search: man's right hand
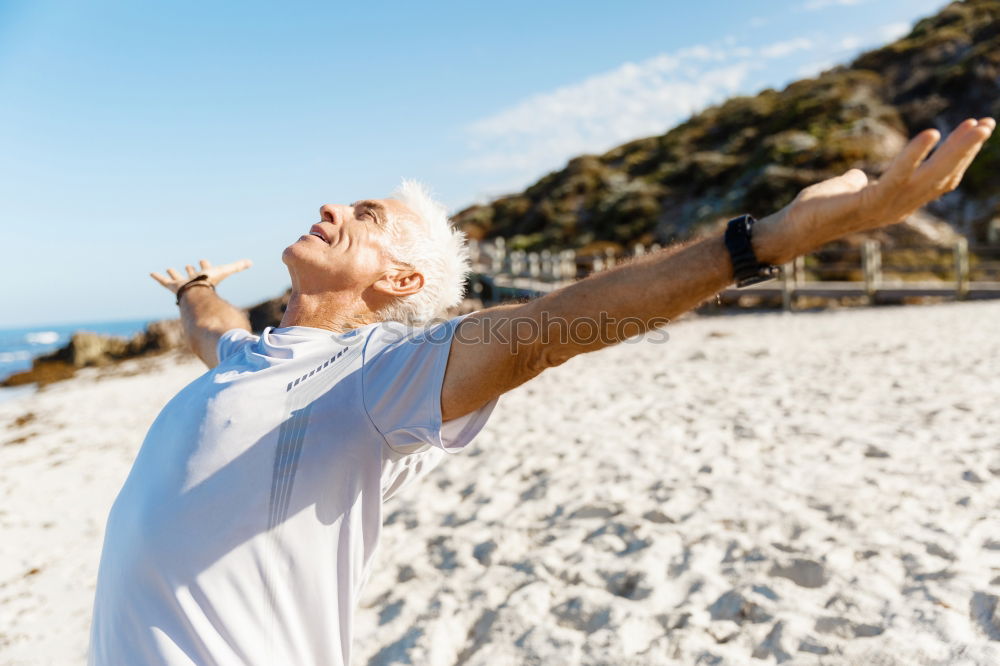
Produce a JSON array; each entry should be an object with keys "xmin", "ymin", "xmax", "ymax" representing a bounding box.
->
[
  {"xmin": 151, "ymin": 258, "xmax": 253, "ymax": 295},
  {"xmin": 150, "ymin": 258, "xmax": 253, "ymax": 369}
]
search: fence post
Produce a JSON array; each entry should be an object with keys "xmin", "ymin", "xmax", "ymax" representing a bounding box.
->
[
  {"xmin": 528, "ymin": 252, "xmax": 541, "ymax": 279},
  {"xmin": 493, "ymin": 237, "xmax": 506, "ymax": 274},
  {"xmin": 954, "ymin": 238, "xmax": 969, "ymax": 300},
  {"xmin": 561, "ymin": 250, "xmax": 577, "ymax": 281},
  {"xmin": 633, "ymin": 243, "xmax": 645, "ymax": 258},
  {"xmin": 794, "ymin": 255, "xmax": 805, "ymax": 286},
  {"xmin": 540, "ymin": 249, "xmax": 553, "ymax": 280},
  {"xmin": 510, "ymin": 250, "xmax": 526, "ymax": 277},
  {"xmin": 468, "ymin": 240, "xmax": 481, "ymax": 271},
  {"xmin": 782, "ymin": 262, "xmax": 794, "ymax": 312},
  {"xmin": 862, "ymin": 239, "xmax": 881, "ymax": 303}
]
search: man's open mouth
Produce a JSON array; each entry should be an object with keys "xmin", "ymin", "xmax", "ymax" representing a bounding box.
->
[{"xmin": 309, "ymin": 224, "xmax": 331, "ymax": 244}]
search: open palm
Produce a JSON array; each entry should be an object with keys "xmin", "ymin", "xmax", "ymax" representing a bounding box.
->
[
  {"xmin": 773, "ymin": 117, "xmax": 995, "ymax": 262},
  {"xmin": 150, "ymin": 259, "xmax": 253, "ymax": 294}
]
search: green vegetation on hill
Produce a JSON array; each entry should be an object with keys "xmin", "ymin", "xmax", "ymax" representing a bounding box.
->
[{"xmin": 454, "ymin": 0, "xmax": 1000, "ymax": 253}]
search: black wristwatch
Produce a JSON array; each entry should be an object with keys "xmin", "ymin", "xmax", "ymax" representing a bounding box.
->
[{"xmin": 724, "ymin": 214, "xmax": 779, "ymax": 287}]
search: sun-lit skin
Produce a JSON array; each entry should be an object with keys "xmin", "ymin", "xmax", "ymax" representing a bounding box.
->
[{"xmin": 279, "ymin": 198, "xmax": 427, "ymax": 331}]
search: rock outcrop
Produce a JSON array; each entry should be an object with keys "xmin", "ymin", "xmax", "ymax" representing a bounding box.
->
[
  {"xmin": 2, "ymin": 320, "xmax": 187, "ymax": 387},
  {"xmin": 247, "ymin": 289, "xmax": 290, "ymax": 332}
]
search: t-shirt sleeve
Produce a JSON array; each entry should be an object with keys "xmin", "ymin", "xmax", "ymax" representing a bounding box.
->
[
  {"xmin": 216, "ymin": 328, "xmax": 258, "ymax": 364},
  {"xmin": 362, "ymin": 315, "xmax": 498, "ymax": 455}
]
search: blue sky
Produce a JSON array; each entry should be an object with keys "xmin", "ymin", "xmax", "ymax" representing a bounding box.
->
[{"xmin": 0, "ymin": 0, "xmax": 947, "ymax": 327}]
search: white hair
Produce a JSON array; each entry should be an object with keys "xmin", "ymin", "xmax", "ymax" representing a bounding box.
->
[{"xmin": 376, "ymin": 179, "xmax": 470, "ymax": 324}]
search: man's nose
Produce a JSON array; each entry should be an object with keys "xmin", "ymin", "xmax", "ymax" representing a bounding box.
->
[{"xmin": 319, "ymin": 204, "xmax": 345, "ymax": 225}]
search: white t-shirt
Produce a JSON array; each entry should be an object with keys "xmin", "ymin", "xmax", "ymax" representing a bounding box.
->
[{"xmin": 88, "ymin": 316, "xmax": 496, "ymax": 666}]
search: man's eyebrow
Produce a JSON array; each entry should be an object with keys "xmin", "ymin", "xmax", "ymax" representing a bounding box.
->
[{"xmin": 351, "ymin": 200, "xmax": 389, "ymax": 226}]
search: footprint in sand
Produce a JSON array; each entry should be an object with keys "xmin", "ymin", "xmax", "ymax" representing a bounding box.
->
[
  {"xmin": 601, "ymin": 570, "xmax": 652, "ymax": 600},
  {"xmin": 768, "ymin": 558, "xmax": 830, "ymax": 589}
]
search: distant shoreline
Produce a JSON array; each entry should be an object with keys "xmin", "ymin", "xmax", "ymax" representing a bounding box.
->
[{"xmin": 0, "ymin": 318, "xmax": 154, "ymax": 385}]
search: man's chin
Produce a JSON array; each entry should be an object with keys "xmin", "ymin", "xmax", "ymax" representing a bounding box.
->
[
  {"xmin": 281, "ymin": 240, "xmax": 307, "ymax": 267},
  {"xmin": 282, "ymin": 239, "xmax": 329, "ymax": 269}
]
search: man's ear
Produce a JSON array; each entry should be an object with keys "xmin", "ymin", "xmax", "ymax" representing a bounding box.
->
[{"xmin": 372, "ymin": 266, "xmax": 424, "ymax": 298}]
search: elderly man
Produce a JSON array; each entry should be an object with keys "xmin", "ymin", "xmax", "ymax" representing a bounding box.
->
[{"xmin": 88, "ymin": 118, "xmax": 994, "ymax": 665}]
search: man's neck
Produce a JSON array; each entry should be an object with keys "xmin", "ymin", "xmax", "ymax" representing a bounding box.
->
[{"xmin": 279, "ymin": 290, "xmax": 375, "ymax": 333}]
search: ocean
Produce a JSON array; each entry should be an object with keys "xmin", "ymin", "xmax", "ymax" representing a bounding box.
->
[{"xmin": 0, "ymin": 318, "xmax": 153, "ymax": 391}]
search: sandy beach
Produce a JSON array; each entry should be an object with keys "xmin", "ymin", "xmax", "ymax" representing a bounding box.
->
[{"xmin": 2, "ymin": 302, "xmax": 999, "ymax": 665}]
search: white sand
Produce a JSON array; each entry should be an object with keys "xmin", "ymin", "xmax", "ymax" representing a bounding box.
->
[{"xmin": 2, "ymin": 302, "xmax": 999, "ymax": 665}]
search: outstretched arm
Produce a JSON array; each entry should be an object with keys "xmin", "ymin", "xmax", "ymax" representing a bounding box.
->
[
  {"xmin": 441, "ymin": 117, "xmax": 996, "ymax": 421},
  {"xmin": 151, "ymin": 259, "xmax": 253, "ymax": 368}
]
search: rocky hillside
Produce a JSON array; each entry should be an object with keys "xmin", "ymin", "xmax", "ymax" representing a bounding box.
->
[{"xmin": 453, "ymin": 0, "xmax": 1000, "ymax": 253}]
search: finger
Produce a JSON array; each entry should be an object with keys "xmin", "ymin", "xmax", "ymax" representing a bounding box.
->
[
  {"xmin": 879, "ymin": 128, "xmax": 940, "ymax": 189},
  {"xmin": 166, "ymin": 268, "xmax": 182, "ymax": 281},
  {"xmin": 199, "ymin": 259, "xmax": 211, "ymax": 271},
  {"xmin": 954, "ymin": 121, "xmax": 994, "ymax": 169},
  {"xmin": 185, "ymin": 264, "xmax": 198, "ymax": 277},
  {"xmin": 840, "ymin": 168, "xmax": 868, "ymax": 191},
  {"xmin": 805, "ymin": 168, "xmax": 868, "ymax": 198},
  {"xmin": 920, "ymin": 120, "xmax": 993, "ymax": 192},
  {"xmin": 150, "ymin": 272, "xmax": 169, "ymax": 287},
  {"xmin": 942, "ymin": 125, "xmax": 994, "ymax": 191},
  {"xmin": 216, "ymin": 259, "xmax": 253, "ymax": 279},
  {"xmin": 917, "ymin": 119, "xmax": 991, "ymax": 181}
]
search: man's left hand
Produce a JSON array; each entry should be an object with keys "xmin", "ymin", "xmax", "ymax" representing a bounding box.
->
[{"xmin": 760, "ymin": 117, "xmax": 995, "ymax": 264}]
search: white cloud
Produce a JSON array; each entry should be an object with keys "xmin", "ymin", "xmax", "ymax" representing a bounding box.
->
[
  {"xmin": 758, "ymin": 37, "xmax": 814, "ymax": 59},
  {"xmin": 461, "ymin": 48, "xmax": 754, "ymax": 180},
  {"xmin": 797, "ymin": 60, "xmax": 836, "ymax": 78},
  {"xmin": 458, "ymin": 19, "xmax": 897, "ymax": 194},
  {"xmin": 880, "ymin": 22, "xmax": 911, "ymax": 41}
]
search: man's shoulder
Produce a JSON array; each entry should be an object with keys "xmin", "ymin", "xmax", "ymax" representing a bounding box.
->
[{"xmin": 361, "ymin": 316, "xmax": 466, "ymax": 355}]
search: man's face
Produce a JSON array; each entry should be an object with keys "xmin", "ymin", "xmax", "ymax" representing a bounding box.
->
[{"xmin": 282, "ymin": 198, "xmax": 421, "ymax": 296}]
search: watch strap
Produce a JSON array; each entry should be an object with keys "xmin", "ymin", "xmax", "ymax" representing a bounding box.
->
[{"xmin": 724, "ymin": 214, "xmax": 779, "ymax": 288}]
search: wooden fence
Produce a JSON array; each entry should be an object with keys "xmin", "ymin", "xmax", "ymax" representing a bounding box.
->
[{"xmin": 467, "ymin": 238, "xmax": 1000, "ymax": 309}]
